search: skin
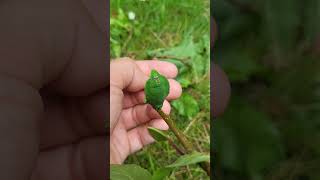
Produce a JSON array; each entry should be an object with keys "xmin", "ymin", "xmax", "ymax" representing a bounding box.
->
[
  {"xmin": 212, "ymin": 17, "xmax": 231, "ymax": 117},
  {"xmin": 110, "ymin": 53, "xmax": 230, "ymax": 165},
  {"xmin": 211, "ymin": 17, "xmax": 218, "ymax": 46},
  {"xmin": 0, "ymin": 40, "xmax": 108, "ymax": 180},
  {"xmin": 110, "ymin": 59, "xmax": 181, "ymax": 164},
  {"xmin": 0, "ymin": 1, "xmax": 229, "ymax": 177},
  {"xmin": 0, "ymin": 0, "xmax": 107, "ymax": 179}
]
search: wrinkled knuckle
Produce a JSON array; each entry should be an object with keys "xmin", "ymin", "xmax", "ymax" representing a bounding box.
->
[
  {"xmin": 111, "ymin": 57, "xmax": 136, "ymax": 68},
  {"xmin": 110, "ymin": 86, "xmax": 124, "ymax": 99},
  {"xmin": 118, "ymin": 57, "xmax": 135, "ymax": 63}
]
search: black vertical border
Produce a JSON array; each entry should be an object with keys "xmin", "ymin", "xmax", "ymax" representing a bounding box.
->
[{"xmin": 106, "ymin": 0, "xmax": 110, "ymax": 179}]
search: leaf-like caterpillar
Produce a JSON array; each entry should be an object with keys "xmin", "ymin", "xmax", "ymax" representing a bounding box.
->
[{"xmin": 145, "ymin": 69, "xmax": 170, "ymax": 110}]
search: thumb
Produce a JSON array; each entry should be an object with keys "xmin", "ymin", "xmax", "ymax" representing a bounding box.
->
[
  {"xmin": 110, "ymin": 58, "xmax": 149, "ymax": 91},
  {"xmin": 0, "ymin": 76, "xmax": 42, "ymax": 180},
  {"xmin": 110, "ymin": 58, "xmax": 148, "ymax": 131}
]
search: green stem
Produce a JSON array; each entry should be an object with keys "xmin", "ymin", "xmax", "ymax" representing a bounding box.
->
[
  {"xmin": 167, "ymin": 138, "xmax": 185, "ymax": 155},
  {"xmin": 156, "ymin": 109, "xmax": 211, "ymax": 176},
  {"xmin": 157, "ymin": 109, "xmax": 193, "ymax": 153}
]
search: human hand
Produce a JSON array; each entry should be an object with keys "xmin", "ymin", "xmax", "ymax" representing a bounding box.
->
[
  {"xmin": 0, "ymin": 53, "xmax": 108, "ymax": 180},
  {"xmin": 0, "ymin": 1, "xmax": 108, "ymax": 176},
  {"xmin": 110, "ymin": 58, "xmax": 182, "ymax": 164},
  {"xmin": 211, "ymin": 17, "xmax": 231, "ymax": 117}
]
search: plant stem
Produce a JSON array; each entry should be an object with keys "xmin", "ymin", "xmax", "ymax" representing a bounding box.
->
[
  {"xmin": 157, "ymin": 109, "xmax": 193, "ymax": 152},
  {"xmin": 167, "ymin": 139, "xmax": 185, "ymax": 156},
  {"xmin": 199, "ymin": 162, "xmax": 211, "ymax": 177},
  {"xmin": 156, "ymin": 109, "xmax": 211, "ymax": 176},
  {"xmin": 156, "ymin": 55, "xmax": 190, "ymax": 61}
]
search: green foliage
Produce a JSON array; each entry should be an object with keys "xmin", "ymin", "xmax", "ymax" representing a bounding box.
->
[
  {"xmin": 110, "ymin": 8, "xmax": 139, "ymax": 58},
  {"xmin": 110, "ymin": 164, "xmax": 152, "ymax": 180},
  {"xmin": 111, "ymin": 0, "xmax": 209, "ymax": 59},
  {"xmin": 148, "ymin": 34, "xmax": 210, "ymax": 121},
  {"xmin": 214, "ymin": 0, "xmax": 320, "ymax": 179},
  {"xmin": 213, "ymin": 99, "xmax": 284, "ymax": 179},
  {"xmin": 172, "ymin": 93, "xmax": 200, "ymax": 120},
  {"xmin": 148, "ymin": 127, "xmax": 169, "ymax": 142},
  {"xmin": 166, "ymin": 152, "xmax": 210, "ymax": 168},
  {"xmin": 152, "ymin": 168, "xmax": 172, "ymax": 180},
  {"xmin": 148, "ymin": 34, "xmax": 210, "ymax": 86}
]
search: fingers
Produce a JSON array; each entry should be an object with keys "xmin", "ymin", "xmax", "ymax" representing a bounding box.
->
[
  {"xmin": 110, "ymin": 58, "xmax": 179, "ymax": 131},
  {"xmin": 43, "ymin": 1, "xmax": 107, "ymax": 96},
  {"xmin": 148, "ymin": 118, "xmax": 169, "ymax": 130},
  {"xmin": 122, "ymin": 79, "xmax": 182, "ymax": 108},
  {"xmin": 135, "ymin": 60, "xmax": 178, "ymax": 78},
  {"xmin": 212, "ymin": 65, "xmax": 231, "ymax": 117},
  {"xmin": 39, "ymin": 90, "xmax": 107, "ymax": 150},
  {"xmin": 32, "ymin": 136, "xmax": 107, "ymax": 180},
  {"xmin": 120, "ymin": 101, "xmax": 171, "ymax": 130},
  {"xmin": 127, "ymin": 119, "xmax": 169, "ymax": 154},
  {"xmin": 77, "ymin": 89, "xmax": 108, "ymax": 134},
  {"xmin": 81, "ymin": 0, "xmax": 107, "ymax": 32},
  {"xmin": 110, "ymin": 58, "xmax": 179, "ymax": 92},
  {"xmin": 211, "ymin": 17, "xmax": 230, "ymax": 117},
  {"xmin": 0, "ymin": 76, "xmax": 42, "ymax": 180},
  {"xmin": 211, "ymin": 17, "xmax": 217, "ymax": 46},
  {"xmin": 111, "ymin": 59, "xmax": 149, "ymax": 92}
]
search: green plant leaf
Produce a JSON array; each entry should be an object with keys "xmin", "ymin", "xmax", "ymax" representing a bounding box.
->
[
  {"xmin": 147, "ymin": 127, "xmax": 169, "ymax": 142},
  {"xmin": 216, "ymin": 45, "xmax": 262, "ymax": 82},
  {"xmin": 263, "ymin": 0, "xmax": 300, "ymax": 52},
  {"xmin": 155, "ymin": 35, "xmax": 197, "ymax": 59},
  {"xmin": 161, "ymin": 59, "xmax": 192, "ymax": 88},
  {"xmin": 213, "ymin": 98, "xmax": 284, "ymax": 176},
  {"xmin": 166, "ymin": 152, "xmax": 210, "ymax": 168},
  {"xmin": 190, "ymin": 35, "xmax": 210, "ymax": 81},
  {"xmin": 176, "ymin": 76, "xmax": 192, "ymax": 88},
  {"xmin": 161, "ymin": 59, "xmax": 188, "ymax": 75},
  {"xmin": 152, "ymin": 168, "xmax": 172, "ymax": 180},
  {"xmin": 148, "ymin": 35, "xmax": 210, "ymax": 82},
  {"xmin": 303, "ymin": 0, "xmax": 320, "ymax": 43},
  {"xmin": 110, "ymin": 164, "xmax": 152, "ymax": 180},
  {"xmin": 172, "ymin": 93, "xmax": 199, "ymax": 120}
]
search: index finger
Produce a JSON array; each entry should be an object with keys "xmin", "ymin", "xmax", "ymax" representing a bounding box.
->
[
  {"xmin": 135, "ymin": 60, "xmax": 178, "ymax": 78},
  {"xmin": 211, "ymin": 17, "xmax": 217, "ymax": 46},
  {"xmin": 110, "ymin": 58, "xmax": 178, "ymax": 92}
]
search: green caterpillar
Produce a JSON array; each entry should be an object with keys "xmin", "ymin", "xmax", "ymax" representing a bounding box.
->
[{"xmin": 145, "ymin": 69, "xmax": 170, "ymax": 110}]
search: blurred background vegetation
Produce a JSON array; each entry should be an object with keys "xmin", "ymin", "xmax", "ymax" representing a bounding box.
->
[
  {"xmin": 111, "ymin": 0, "xmax": 210, "ymax": 179},
  {"xmin": 213, "ymin": 0, "xmax": 320, "ymax": 179}
]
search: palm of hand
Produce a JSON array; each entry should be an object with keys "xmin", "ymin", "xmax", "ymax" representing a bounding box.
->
[{"xmin": 110, "ymin": 59, "xmax": 182, "ymax": 164}]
